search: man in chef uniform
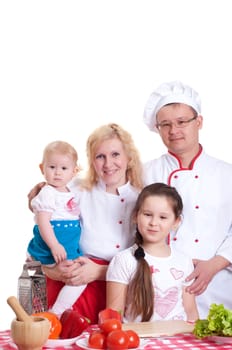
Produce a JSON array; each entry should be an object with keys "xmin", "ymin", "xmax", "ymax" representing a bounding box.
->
[{"xmin": 143, "ymin": 80, "xmax": 232, "ymax": 319}]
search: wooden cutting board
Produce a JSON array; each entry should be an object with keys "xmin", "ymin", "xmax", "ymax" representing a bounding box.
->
[{"xmin": 122, "ymin": 320, "xmax": 194, "ymax": 337}]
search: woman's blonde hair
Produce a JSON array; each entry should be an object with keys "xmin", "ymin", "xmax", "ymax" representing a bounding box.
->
[{"xmin": 82, "ymin": 123, "xmax": 143, "ymax": 190}]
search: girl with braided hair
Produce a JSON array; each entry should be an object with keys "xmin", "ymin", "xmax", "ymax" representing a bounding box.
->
[{"xmin": 106, "ymin": 183, "xmax": 199, "ymax": 322}]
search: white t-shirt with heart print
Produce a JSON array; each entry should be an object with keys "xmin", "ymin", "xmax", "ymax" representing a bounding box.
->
[{"xmin": 106, "ymin": 244, "xmax": 193, "ymax": 322}]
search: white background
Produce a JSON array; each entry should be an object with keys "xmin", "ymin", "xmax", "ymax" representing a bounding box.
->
[{"xmin": 0, "ymin": 1, "xmax": 231, "ymax": 330}]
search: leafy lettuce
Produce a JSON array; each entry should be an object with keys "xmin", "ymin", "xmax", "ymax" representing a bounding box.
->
[{"xmin": 194, "ymin": 303, "xmax": 232, "ymax": 338}]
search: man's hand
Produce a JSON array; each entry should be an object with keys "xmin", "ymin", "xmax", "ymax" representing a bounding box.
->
[{"xmin": 185, "ymin": 256, "xmax": 230, "ymax": 295}]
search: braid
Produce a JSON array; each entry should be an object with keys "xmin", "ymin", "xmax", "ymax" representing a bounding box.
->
[{"xmin": 127, "ymin": 239, "xmax": 154, "ymax": 321}]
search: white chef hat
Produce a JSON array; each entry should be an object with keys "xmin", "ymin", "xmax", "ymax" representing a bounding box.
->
[{"xmin": 143, "ymin": 80, "xmax": 202, "ymax": 132}]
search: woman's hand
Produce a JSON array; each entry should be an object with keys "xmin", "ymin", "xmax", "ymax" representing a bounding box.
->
[
  {"xmin": 65, "ymin": 257, "xmax": 108, "ymax": 285},
  {"xmin": 27, "ymin": 182, "xmax": 46, "ymax": 211},
  {"xmin": 43, "ymin": 257, "xmax": 108, "ymax": 285},
  {"xmin": 43, "ymin": 260, "xmax": 75, "ymax": 283}
]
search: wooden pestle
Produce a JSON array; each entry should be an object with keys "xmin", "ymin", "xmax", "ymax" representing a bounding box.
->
[{"xmin": 7, "ymin": 296, "xmax": 32, "ymax": 323}]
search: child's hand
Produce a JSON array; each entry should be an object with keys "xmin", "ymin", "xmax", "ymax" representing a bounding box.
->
[{"xmin": 51, "ymin": 243, "xmax": 67, "ymax": 263}]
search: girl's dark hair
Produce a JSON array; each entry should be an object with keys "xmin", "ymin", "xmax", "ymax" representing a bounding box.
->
[{"xmin": 127, "ymin": 182, "xmax": 183, "ymax": 321}]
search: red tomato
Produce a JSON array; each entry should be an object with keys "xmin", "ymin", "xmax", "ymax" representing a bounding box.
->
[
  {"xmin": 98, "ymin": 308, "xmax": 122, "ymax": 324},
  {"xmin": 106, "ymin": 330, "xmax": 129, "ymax": 350},
  {"xmin": 99, "ymin": 319, "xmax": 122, "ymax": 335},
  {"xmin": 124, "ymin": 330, "xmax": 140, "ymax": 348},
  {"xmin": 88, "ymin": 330, "xmax": 106, "ymax": 349}
]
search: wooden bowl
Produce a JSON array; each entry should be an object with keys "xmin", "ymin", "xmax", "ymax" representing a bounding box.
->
[{"xmin": 11, "ymin": 316, "xmax": 50, "ymax": 350}]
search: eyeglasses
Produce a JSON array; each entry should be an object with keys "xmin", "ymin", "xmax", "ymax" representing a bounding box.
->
[{"xmin": 156, "ymin": 115, "xmax": 197, "ymax": 131}]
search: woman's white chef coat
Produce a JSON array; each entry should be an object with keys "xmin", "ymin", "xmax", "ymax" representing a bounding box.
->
[
  {"xmin": 70, "ymin": 179, "xmax": 139, "ymax": 261},
  {"xmin": 143, "ymin": 147, "xmax": 232, "ymax": 319}
]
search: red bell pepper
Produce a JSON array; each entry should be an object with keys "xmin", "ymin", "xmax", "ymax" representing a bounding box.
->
[
  {"xmin": 98, "ymin": 308, "xmax": 122, "ymax": 324},
  {"xmin": 59, "ymin": 309, "xmax": 90, "ymax": 339}
]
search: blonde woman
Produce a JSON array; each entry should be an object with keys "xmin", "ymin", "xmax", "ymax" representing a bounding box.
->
[{"xmin": 28, "ymin": 123, "xmax": 144, "ymax": 323}]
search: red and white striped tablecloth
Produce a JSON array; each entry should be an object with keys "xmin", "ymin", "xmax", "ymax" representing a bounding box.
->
[{"xmin": 1, "ymin": 330, "xmax": 232, "ymax": 349}]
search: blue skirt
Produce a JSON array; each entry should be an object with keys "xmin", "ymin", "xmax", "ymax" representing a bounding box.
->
[{"xmin": 27, "ymin": 220, "xmax": 82, "ymax": 265}]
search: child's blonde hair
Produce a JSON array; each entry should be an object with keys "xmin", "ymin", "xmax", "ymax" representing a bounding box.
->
[{"xmin": 42, "ymin": 140, "xmax": 79, "ymax": 170}]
